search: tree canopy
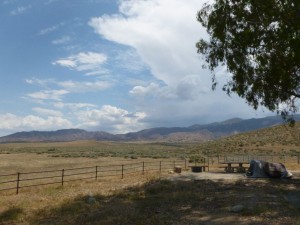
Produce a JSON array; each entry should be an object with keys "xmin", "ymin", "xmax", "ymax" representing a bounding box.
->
[{"xmin": 196, "ymin": 0, "xmax": 300, "ymax": 122}]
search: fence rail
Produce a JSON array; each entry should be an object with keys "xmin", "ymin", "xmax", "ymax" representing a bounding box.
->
[
  {"xmin": 0, "ymin": 160, "xmax": 187, "ymax": 194},
  {"xmin": 1, "ymin": 154, "xmax": 299, "ymax": 194},
  {"xmin": 207, "ymin": 154, "xmax": 300, "ymax": 165}
]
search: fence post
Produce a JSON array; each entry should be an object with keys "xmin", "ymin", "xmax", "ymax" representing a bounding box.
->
[
  {"xmin": 61, "ymin": 169, "xmax": 64, "ymax": 186},
  {"xmin": 122, "ymin": 165, "xmax": 124, "ymax": 179},
  {"xmin": 95, "ymin": 166, "xmax": 98, "ymax": 180},
  {"xmin": 207, "ymin": 156, "xmax": 210, "ymax": 171},
  {"xmin": 142, "ymin": 162, "xmax": 144, "ymax": 175},
  {"xmin": 159, "ymin": 161, "xmax": 162, "ymax": 173},
  {"xmin": 16, "ymin": 172, "xmax": 20, "ymax": 194}
]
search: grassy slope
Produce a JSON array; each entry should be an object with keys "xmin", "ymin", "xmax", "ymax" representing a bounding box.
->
[{"xmin": 188, "ymin": 122, "xmax": 300, "ymax": 157}]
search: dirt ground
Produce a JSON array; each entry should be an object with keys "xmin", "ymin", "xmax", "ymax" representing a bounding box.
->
[
  {"xmin": 167, "ymin": 170, "xmax": 300, "ymax": 181},
  {"xmin": 164, "ymin": 170, "xmax": 300, "ymax": 225}
]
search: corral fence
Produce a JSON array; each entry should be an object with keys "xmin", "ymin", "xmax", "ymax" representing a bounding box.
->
[{"xmin": 0, "ymin": 159, "xmax": 187, "ymax": 194}]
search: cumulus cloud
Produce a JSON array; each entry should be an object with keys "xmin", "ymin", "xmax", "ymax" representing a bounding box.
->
[
  {"xmin": 0, "ymin": 113, "xmax": 72, "ymax": 134},
  {"xmin": 53, "ymin": 52, "xmax": 108, "ymax": 75},
  {"xmin": 0, "ymin": 1, "xmax": 272, "ymax": 137},
  {"xmin": 87, "ymin": 0, "xmax": 269, "ymax": 127},
  {"xmin": 76, "ymin": 105, "xmax": 147, "ymax": 133},
  {"xmin": 129, "ymin": 82, "xmax": 161, "ymax": 97},
  {"xmin": 89, "ymin": 0, "xmax": 207, "ymax": 87},
  {"xmin": 130, "ymin": 75, "xmax": 210, "ymax": 100}
]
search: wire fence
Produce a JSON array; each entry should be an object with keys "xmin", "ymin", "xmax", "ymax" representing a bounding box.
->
[{"xmin": 0, "ymin": 159, "xmax": 187, "ymax": 194}]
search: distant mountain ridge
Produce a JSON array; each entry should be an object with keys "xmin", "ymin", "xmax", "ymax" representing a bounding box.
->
[{"xmin": 1, "ymin": 115, "xmax": 299, "ymax": 143}]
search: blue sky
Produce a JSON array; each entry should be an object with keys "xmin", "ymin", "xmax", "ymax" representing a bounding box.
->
[{"xmin": 0, "ymin": 0, "xmax": 273, "ymax": 137}]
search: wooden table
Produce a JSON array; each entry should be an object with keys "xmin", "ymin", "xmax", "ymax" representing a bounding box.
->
[{"xmin": 219, "ymin": 162, "xmax": 249, "ymax": 173}]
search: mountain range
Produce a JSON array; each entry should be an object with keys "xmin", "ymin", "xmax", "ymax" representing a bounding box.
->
[{"xmin": 0, "ymin": 115, "xmax": 299, "ymax": 143}]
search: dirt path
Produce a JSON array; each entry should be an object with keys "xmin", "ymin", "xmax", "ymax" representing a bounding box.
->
[
  {"xmin": 167, "ymin": 171, "xmax": 248, "ymax": 181},
  {"xmin": 167, "ymin": 170, "xmax": 300, "ymax": 182}
]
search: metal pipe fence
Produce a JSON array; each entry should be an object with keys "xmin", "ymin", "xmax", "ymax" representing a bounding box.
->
[
  {"xmin": 206, "ymin": 154, "xmax": 300, "ymax": 165},
  {"xmin": 0, "ymin": 159, "xmax": 187, "ymax": 194}
]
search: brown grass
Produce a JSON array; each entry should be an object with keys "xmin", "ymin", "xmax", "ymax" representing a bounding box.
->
[
  {"xmin": 1, "ymin": 171, "xmax": 300, "ymax": 225},
  {"xmin": 190, "ymin": 122, "xmax": 300, "ymax": 156},
  {"xmin": 1, "ymin": 122, "xmax": 300, "ymax": 224}
]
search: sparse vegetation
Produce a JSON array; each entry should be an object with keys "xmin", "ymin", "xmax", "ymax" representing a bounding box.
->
[
  {"xmin": 1, "ymin": 123, "xmax": 300, "ymax": 224},
  {"xmin": 1, "ymin": 175, "xmax": 299, "ymax": 225},
  {"xmin": 0, "ymin": 141, "xmax": 192, "ymax": 159},
  {"xmin": 188, "ymin": 122, "xmax": 300, "ymax": 156}
]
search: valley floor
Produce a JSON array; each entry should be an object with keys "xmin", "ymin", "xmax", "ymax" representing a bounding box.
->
[{"xmin": 1, "ymin": 170, "xmax": 300, "ymax": 225}]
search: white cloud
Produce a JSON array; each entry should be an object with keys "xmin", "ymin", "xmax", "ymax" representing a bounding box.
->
[
  {"xmin": 0, "ymin": 114, "xmax": 20, "ymax": 130},
  {"xmin": 25, "ymin": 78, "xmax": 55, "ymax": 87},
  {"xmin": 32, "ymin": 107, "xmax": 63, "ymax": 117},
  {"xmin": 0, "ymin": 1, "xmax": 274, "ymax": 137},
  {"xmin": 26, "ymin": 89, "xmax": 69, "ymax": 101},
  {"xmin": 115, "ymin": 49, "xmax": 148, "ymax": 73},
  {"xmin": 87, "ymin": 0, "xmax": 270, "ymax": 127},
  {"xmin": 58, "ymin": 80, "xmax": 112, "ymax": 92},
  {"xmin": 38, "ymin": 22, "xmax": 65, "ymax": 36},
  {"xmin": 129, "ymin": 82, "xmax": 161, "ymax": 97},
  {"xmin": 53, "ymin": 102, "xmax": 97, "ymax": 110},
  {"xmin": 52, "ymin": 36, "xmax": 71, "ymax": 45},
  {"xmin": 10, "ymin": 5, "xmax": 31, "ymax": 15},
  {"xmin": 175, "ymin": 75, "xmax": 210, "ymax": 100},
  {"xmin": 89, "ymin": 0, "xmax": 207, "ymax": 87},
  {"xmin": 53, "ymin": 52, "xmax": 107, "ymax": 75},
  {"xmin": 25, "ymin": 78, "xmax": 112, "ymax": 94},
  {"xmin": 76, "ymin": 105, "xmax": 147, "ymax": 133},
  {"xmin": 22, "ymin": 116, "xmax": 72, "ymax": 130},
  {"xmin": 130, "ymin": 75, "xmax": 210, "ymax": 100},
  {"xmin": 0, "ymin": 113, "xmax": 72, "ymax": 134}
]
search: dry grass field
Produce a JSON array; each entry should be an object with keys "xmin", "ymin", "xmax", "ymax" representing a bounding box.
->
[
  {"xmin": 0, "ymin": 152, "xmax": 299, "ymax": 225},
  {"xmin": 1, "ymin": 168, "xmax": 300, "ymax": 225},
  {"xmin": 1, "ymin": 123, "xmax": 300, "ymax": 224}
]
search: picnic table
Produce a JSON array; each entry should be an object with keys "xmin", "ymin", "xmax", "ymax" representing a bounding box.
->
[
  {"xmin": 219, "ymin": 162, "xmax": 249, "ymax": 173},
  {"xmin": 189, "ymin": 165, "xmax": 209, "ymax": 172}
]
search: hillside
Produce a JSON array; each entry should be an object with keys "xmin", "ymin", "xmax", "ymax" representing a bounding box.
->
[
  {"xmin": 0, "ymin": 115, "xmax": 299, "ymax": 143},
  {"xmin": 189, "ymin": 121, "xmax": 300, "ymax": 156}
]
